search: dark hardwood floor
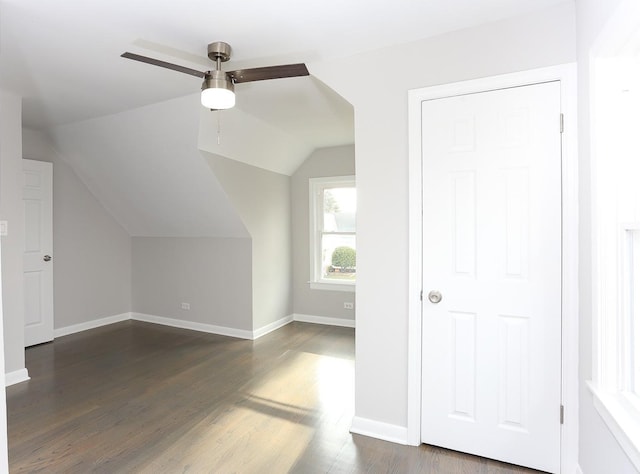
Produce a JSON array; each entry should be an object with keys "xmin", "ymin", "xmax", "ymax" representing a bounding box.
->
[{"xmin": 7, "ymin": 321, "xmax": 543, "ymax": 473}]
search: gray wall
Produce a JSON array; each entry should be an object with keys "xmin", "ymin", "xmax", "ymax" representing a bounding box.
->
[
  {"xmin": 576, "ymin": 0, "xmax": 638, "ymax": 472},
  {"xmin": 205, "ymin": 152, "xmax": 292, "ymax": 330},
  {"xmin": 0, "ymin": 90, "xmax": 9, "ymax": 474},
  {"xmin": 132, "ymin": 237, "xmax": 252, "ymax": 331},
  {"xmin": 22, "ymin": 129, "xmax": 132, "ymax": 329},
  {"xmin": 291, "ymin": 145, "xmax": 356, "ymax": 320},
  {"xmin": 0, "ymin": 90, "xmax": 25, "ymax": 374}
]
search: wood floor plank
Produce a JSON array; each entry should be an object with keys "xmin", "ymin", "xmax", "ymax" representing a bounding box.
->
[{"xmin": 7, "ymin": 321, "xmax": 545, "ymax": 473}]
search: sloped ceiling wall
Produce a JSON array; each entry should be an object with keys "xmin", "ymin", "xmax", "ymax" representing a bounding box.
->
[
  {"xmin": 198, "ymin": 101, "xmax": 310, "ymax": 176},
  {"xmin": 49, "ymin": 93, "xmax": 250, "ymax": 238},
  {"xmin": 48, "ymin": 84, "xmax": 351, "ymax": 237}
]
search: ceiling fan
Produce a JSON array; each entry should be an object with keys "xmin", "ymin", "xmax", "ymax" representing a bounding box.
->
[{"xmin": 121, "ymin": 41, "xmax": 309, "ymax": 110}]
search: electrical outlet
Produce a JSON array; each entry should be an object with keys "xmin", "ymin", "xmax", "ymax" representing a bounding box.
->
[
  {"xmin": 344, "ymin": 302, "xmax": 354, "ymax": 310},
  {"xmin": 181, "ymin": 302, "xmax": 191, "ymax": 310},
  {"xmin": 0, "ymin": 221, "xmax": 7, "ymax": 237}
]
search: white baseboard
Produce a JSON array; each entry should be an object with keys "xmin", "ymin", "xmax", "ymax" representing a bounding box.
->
[
  {"xmin": 5, "ymin": 368, "xmax": 30, "ymax": 387},
  {"xmin": 54, "ymin": 312, "xmax": 131, "ymax": 338},
  {"xmin": 350, "ymin": 416, "xmax": 408, "ymax": 445},
  {"xmin": 253, "ymin": 315, "xmax": 293, "ymax": 339},
  {"xmin": 293, "ymin": 313, "xmax": 355, "ymax": 328},
  {"xmin": 131, "ymin": 313, "xmax": 254, "ymax": 340},
  {"xmin": 52, "ymin": 311, "xmax": 295, "ymax": 342},
  {"xmin": 52, "ymin": 311, "xmax": 351, "ymax": 343}
]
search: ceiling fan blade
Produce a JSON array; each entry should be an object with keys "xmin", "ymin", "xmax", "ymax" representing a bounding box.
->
[
  {"xmin": 121, "ymin": 52, "xmax": 205, "ymax": 79},
  {"xmin": 227, "ymin": 63, "xmax": 309, "ymax": 84}
]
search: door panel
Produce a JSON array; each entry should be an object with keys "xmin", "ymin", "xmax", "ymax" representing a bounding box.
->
[
  {"xmin": 23, "ymin": 159, "xmax": 53, "ymax": 347},
  {"xmin": 421, "ymin": 82, "xmax": 561, "ymax": 473}
]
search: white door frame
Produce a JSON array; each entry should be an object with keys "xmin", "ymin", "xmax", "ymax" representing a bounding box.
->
[{"xmin": 407, "ymin": 63, "xmax": 578, "ymax": 473}]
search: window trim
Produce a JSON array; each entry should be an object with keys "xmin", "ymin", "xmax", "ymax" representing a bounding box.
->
[
  {"xmin": 308, "ymin": 176, "xmax": 356, "ymax": 292},
  {"xmin": 588, "ymin": 382, "xmax": 640, "ymax": 469},
  {"xmin": 588, "ymin": 8, "xmax": 640, "ymax": 467},
  {"xmin": 590, "ymin": 218, "xmax": 640, "ymax": 470}
]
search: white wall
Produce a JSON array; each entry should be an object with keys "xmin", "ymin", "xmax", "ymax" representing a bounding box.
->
[
  {"xmin": 0, "ymin": 93, "xmax": 14, "ymax": 471},
  {"xmin": 311, "ymin": 2, "xmax": 576, "ymax": 431},
  {"xmin": 291, "ymin": 145, "xmax": 355, "ymax": 320},
  {"xmin": 0, "ymin": 90, "xmax": 25, "ymax": 375},
  {"xmin": 22, "ymin": 129, "xmax": 132, "ymax": 329},
  {"xmin": 576, "ymin": 0, "xmax": 639, "ymax": 472},
  {"xmin": 132, "ymin": 237, "xmax": 252, "ymax": 331},
  {"xmin": 205, "ymin": 152, "xmax": 292, "ymax": 330}
]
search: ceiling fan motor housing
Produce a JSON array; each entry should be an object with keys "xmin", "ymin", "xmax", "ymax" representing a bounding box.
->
[{"xmin": 207, "ymin": 41, "xmax": 231, "ymax": 62}]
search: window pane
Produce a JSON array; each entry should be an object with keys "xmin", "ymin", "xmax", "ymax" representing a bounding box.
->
[
  {"xmin": 323, "ymin": 188, "xmax": 356, "ymax": 232},
  {"xmin": 321, "ymin": 234, "xmax": 356, "ymax": 281}
]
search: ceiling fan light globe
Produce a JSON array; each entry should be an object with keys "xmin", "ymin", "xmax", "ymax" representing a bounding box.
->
[
  {"xmin": 201, "ymin": 87, "xmax": 235, "ymax": 110},
  {"xmin": 201, "ymin": 70, "xmax": 235, "ymax": 110}
]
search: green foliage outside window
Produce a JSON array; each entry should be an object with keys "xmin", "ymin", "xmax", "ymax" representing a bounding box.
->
[{"xmin": 331, "ymin": 246, "xmax": 356, "ymax": 271}]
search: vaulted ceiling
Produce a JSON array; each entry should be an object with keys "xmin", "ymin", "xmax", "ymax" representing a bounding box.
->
[
  {"xmin": 2, "ymin": 0, "xmax": 569, "ymax": 135},
  {"xmin": 0, "ymin": 0, "xmax": 571, "ymax": 237}
]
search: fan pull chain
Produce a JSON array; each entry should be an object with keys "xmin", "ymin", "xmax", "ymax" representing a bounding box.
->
[{"xmin": 217, "ymin": 110, "xmax": 221, "ymax": 145}]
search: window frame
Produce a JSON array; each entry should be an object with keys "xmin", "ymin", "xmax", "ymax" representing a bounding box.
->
[
  {"xmin": 308, "ymin": 176, "xmax": 356, "ymax": 292},
  {"xmin": 589, "ymin": 221, "xmax": 640, "ymax": 470},
  {"xmin": 588, "ymin": 49, "xmax": 640, "ymax": 470}
]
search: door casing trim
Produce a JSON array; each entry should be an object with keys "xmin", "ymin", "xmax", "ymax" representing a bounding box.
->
[{"xmin": 407, "ymin": 63, "xmax": 578, "ymax": 473}]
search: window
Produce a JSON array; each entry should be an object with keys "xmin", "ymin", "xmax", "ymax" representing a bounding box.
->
[
  {"xmin": 309, "ymin": 176, "xmax": 356, "ymax": 291},
  {"xmin": 589, "ymin": 51, "xmax": 640, "ymax": 469}
]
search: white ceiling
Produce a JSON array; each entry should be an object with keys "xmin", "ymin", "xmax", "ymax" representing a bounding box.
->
[
  {"xmin": 1, "ymin": 0, "xmax": 568, "ymax": 143},
  {"xmin": 2, "ymin": 0, "xmax": 571, "ymax": 238}
]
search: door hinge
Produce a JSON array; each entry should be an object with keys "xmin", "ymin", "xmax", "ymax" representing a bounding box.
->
[
  {"xmin": 560, "ymin": 405, "xmax": 565, "ymax": 424},
  {"xmin": 560, "ymin": 113, "xmax": 564, "ymax": 134},
  {"xmin": 420, "ymin": 290, "xmax": 423, "ymax": 301}
]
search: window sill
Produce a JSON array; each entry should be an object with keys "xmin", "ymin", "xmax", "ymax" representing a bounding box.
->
[
  {"xmin": 309, "ymin": 282, "xmax": 355, "ymax": 293},
  {"xmin": 587, "ymin": 380, "xmax": 640, "ymax": 470}
]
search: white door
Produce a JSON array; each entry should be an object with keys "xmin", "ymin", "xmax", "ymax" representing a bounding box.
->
[
  {"xmin": 421, "ymin": 82, "xmax": 562, "ymax": 473},
  {"xmin": 23, "ymin": 159, "xmax": 54, "ymax": 347}
]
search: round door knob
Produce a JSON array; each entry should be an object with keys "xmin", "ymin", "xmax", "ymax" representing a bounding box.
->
[
  {"xmin": 427, "ymin": 290, "xmax": 442, "ymax": 304},
  {"xmin": 43, "ymin": 255, "xmax": 52, "ymax": 262}
]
